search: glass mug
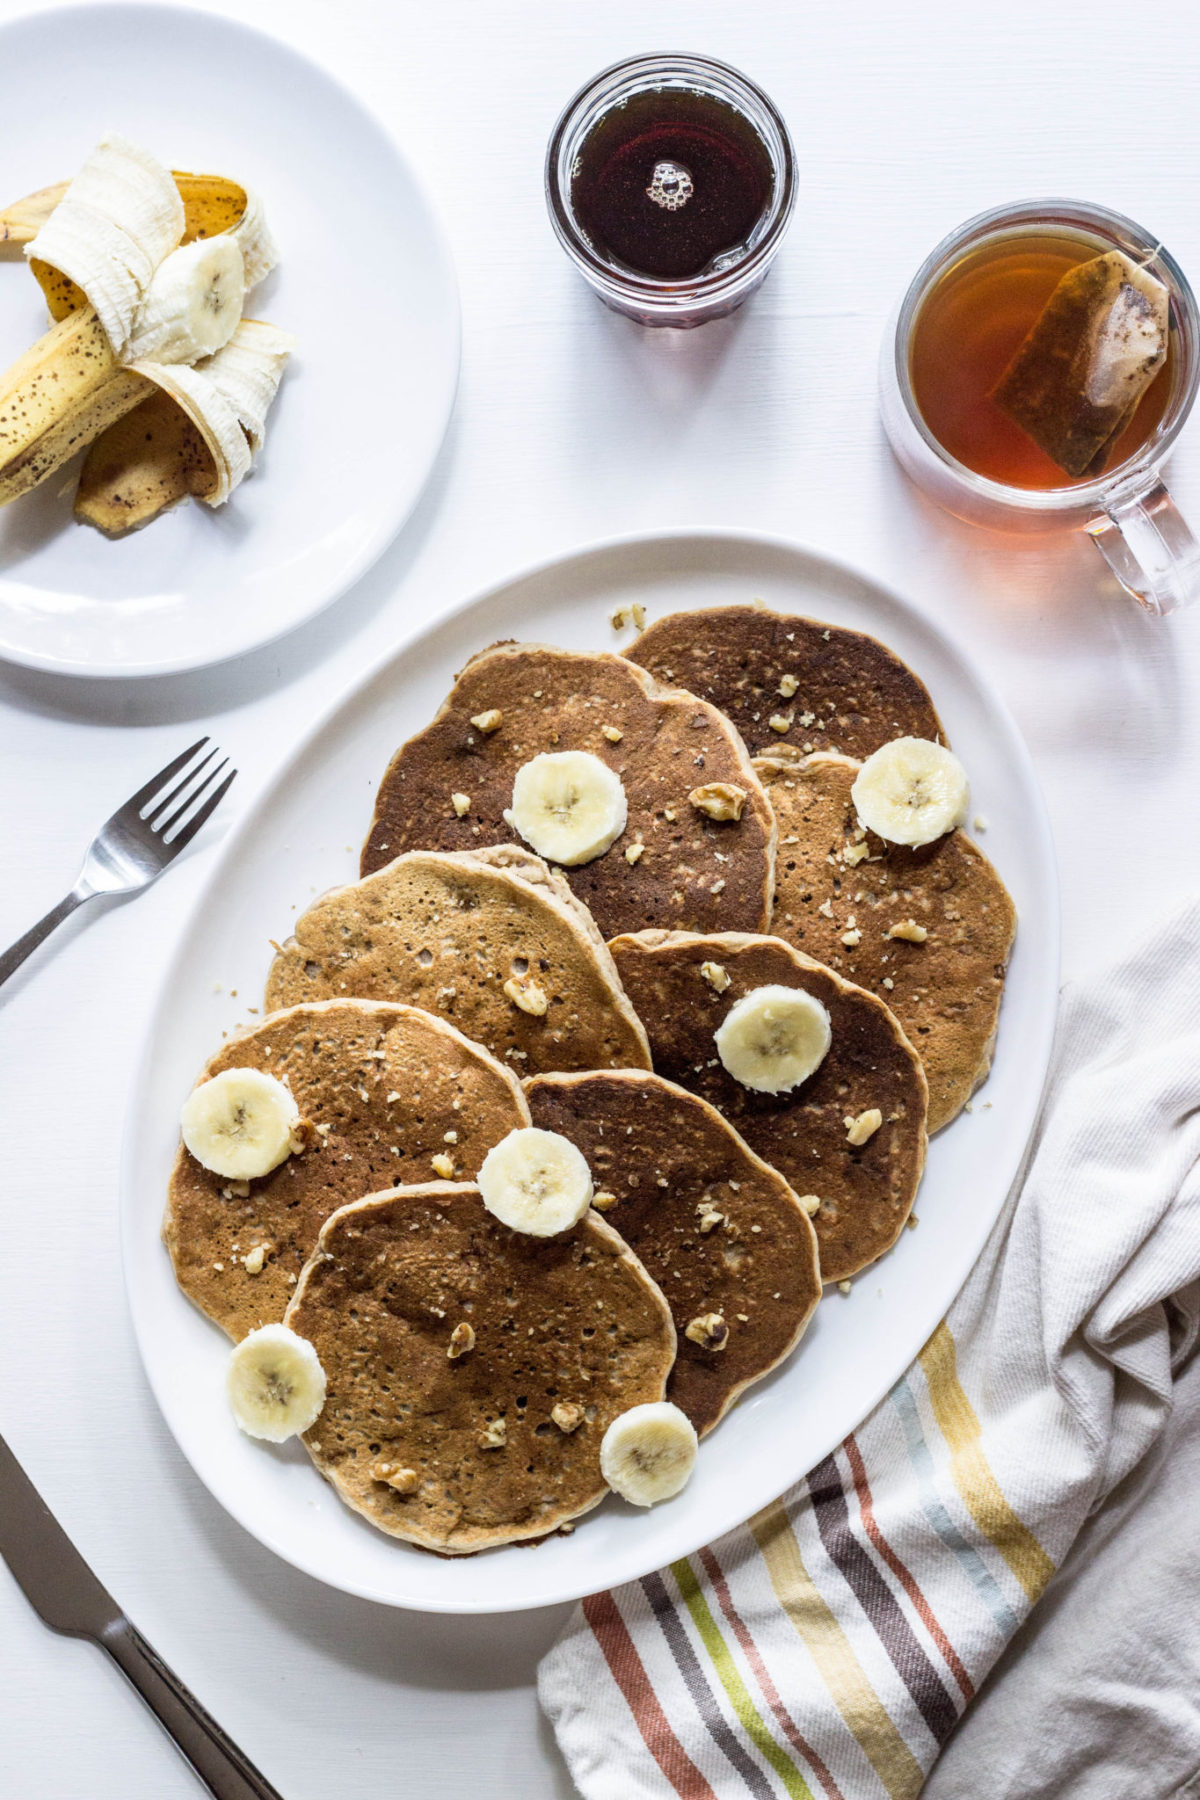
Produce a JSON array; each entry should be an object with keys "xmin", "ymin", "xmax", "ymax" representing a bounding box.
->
[{"xmin": 879, "ymin": 199, "xmax": 1200, "ymax": 616}]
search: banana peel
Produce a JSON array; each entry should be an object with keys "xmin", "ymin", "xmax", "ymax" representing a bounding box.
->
[
  {"xmin": 1, "ymin": 170, "xmax": 253, "ymax": 263},
  {"xmin": 0, "ymin": 165, "xmax": 283, "ymax": 526},
  {"xmin": 0, "ymin": 308, "xmax": 150, "ymax": 505},
  {"xmin": 75, "ymin": 386, "xmax": 217, "ymax": 535}
]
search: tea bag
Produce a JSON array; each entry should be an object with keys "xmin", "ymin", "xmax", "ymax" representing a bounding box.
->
[{"xmin": 992, "ymin": 251, "xmax": 1169, "ymax": 477}]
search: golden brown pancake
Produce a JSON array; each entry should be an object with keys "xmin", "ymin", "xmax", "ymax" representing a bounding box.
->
[
  {"xmin": 525, "ymin": 1070, "xmax": 820, "ymax": 1434},
  {"xmin": 757, "ymin": 752, "xmax": 1016, "ymax": 1132},
  {"xmin": 286, "ymin": 1183, "xmax": 676, "ymax": 1553},
  {"xmin": 359, "ymin": 642, "xmax": 777, "ymax": 941},
  {"xmin": 630, "ymin": 603, "xmax": 946, "ymax": 759},
  {"xmin": 164, "ymin": 1001, "xmax": 529, "ymax": 1340},
  {"xmin": 265, "ymin": 845, "xmax": 650, "ymax": 1076},
  {"xmin": 608, "ymin": 931, "xmax": 928, "ymax": 1283}
]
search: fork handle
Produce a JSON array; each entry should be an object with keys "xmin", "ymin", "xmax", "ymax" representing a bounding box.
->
[
  {"xmin": 102, "ymin": 1619, "xmax": 285, "ymax": 1800},
  {"xmin": 0, "ymin": 886, "xmax": 89, "ymax": 990}
]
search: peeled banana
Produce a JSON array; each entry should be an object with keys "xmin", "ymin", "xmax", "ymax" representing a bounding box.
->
[
  {"xmin": 477, "ymin": 1127, "xmax": 594, "ymax": 1235},
  {"xmin": 600, "ymin": 1402, "xmax": 698, "ymax": 1505},
  {"xmin": 0, "ymin": 135, "xmax": 289, "ymax": 529},
  {"xmin": 126, "ymin": 236, "xmax": 246, "ymax": 363}
]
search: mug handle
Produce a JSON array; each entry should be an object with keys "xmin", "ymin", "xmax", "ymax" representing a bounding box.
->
[{"xmin": 1087, "ymin": 477, "xmax": 1200, "ymax": 616}]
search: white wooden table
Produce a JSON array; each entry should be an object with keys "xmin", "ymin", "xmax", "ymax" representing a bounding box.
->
[{"xmin": 2, "ymin": 1, "xmax": 1199, "ymax": 1794}]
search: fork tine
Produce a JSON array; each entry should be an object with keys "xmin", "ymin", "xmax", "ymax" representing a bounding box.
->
[
  {"xmin": 124, "ymin": 737, "xmax": 210, "ymax": 816},
  {"xmin": 161, "ymin": 768, "xmax": 237, "ymax": 856},
  {"xmin": 157, "ymin": 758, "xmax": 231, "ymax": 840},
  {"xmin": 145, "ymin": 746, "xmax": 220, "ymax": 828}
]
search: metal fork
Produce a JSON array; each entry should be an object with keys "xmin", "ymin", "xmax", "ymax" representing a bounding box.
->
[{"xmin": 0, "ymin": 738, "xmax": 236, "ymax": 992}]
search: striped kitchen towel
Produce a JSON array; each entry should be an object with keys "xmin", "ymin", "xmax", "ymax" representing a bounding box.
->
[{"xmin": 540, "ymin": 901, "xmax": 1200, "ymax": 1799}]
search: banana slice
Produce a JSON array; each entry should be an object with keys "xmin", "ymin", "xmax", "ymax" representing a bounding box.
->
[
  {"xmin": 477, "ymin": 1127, "xmax": 594, "ymax": 1236},
  {"xmin": 504, "ymin": 751, "xmax": 627, "ymax": 866},
  {"xmin": 600, "ymin": 1401, "xmax": 698, "ymax": 1506},
  {"xmin": 180, "ymin": 1066, "xmax": 301, "ymax": 1180},
  {"xmin": 25, "ymin": 133, "xmax": 183, "ymax": 355},
  {"xmin": 851, "ymin": 737, "xmax": 969, "ymax": 847},
  {"xmin": 715, "ymin": 984, "xmax": 832, "ymax": 1094},
  {"xmin": 126, "ymin": 236, "xmax": 245, "ymax": 363},
  {"xmin": 227, "ymin": 1323, "xmax": 326, "ymax": 1442}
]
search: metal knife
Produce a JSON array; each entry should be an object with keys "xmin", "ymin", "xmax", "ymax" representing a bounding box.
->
[{"xmin": 0, "ymin": 1431, "xmax": 285, "ymax": 1800}]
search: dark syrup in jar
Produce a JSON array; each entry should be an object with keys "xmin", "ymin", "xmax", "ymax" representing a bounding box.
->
[{"xmin": 570, "ymin": 88, "xmax": 774, "ymax": 282}]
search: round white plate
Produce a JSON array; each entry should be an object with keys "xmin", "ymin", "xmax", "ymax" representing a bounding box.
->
[
  {"xmin": 122, "ymin": 531, "xmax": 1060, "ymax": 1613},
  {"xmin": 0, "ymin": 4, "xmax": 458, "ymax": 679}
]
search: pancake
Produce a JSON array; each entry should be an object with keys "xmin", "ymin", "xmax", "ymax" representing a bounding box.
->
[
  {"xmin": 757, "ymin": 752, "xmax": 1017, "ymax": 1132},
  {"xmin": 265, "ymin": 845, "xmax": 650, "ymax": 1076},
  {"xmin": 285, "ymin": 1183, "xmax": 676, "ymax": 1553},
  {"xmin": 164, "ymin": 1000, "xmax": 529, "ymax": 1340},
  {"xmin": 525, "ymin": 1070, "xmax": 820, "ymax": 1434},
  {"xmin": 630, "ymin": 603, "xmax": 946, "ymax": 759},
  {"xmin": 360, "ymin": 641, "xmax": 777, "ymax": 941},
  {"xmin": 608, "ymin": 931, "xmax": 928, "ymax": 1282}
]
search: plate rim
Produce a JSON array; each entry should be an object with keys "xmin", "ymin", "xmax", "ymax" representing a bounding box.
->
[
  {"xmin": 120, "ymin": 525, "xmax": 1061, "ymax": 1611},
  {"xmin": 0, "ymin": 0, "xmax": 461, "ymax": 682}
]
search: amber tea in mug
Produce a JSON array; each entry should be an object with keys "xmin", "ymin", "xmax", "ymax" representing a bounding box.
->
[{"xmin": 908, "ymin": 229, "xmax": 1175, "ymax": 491}]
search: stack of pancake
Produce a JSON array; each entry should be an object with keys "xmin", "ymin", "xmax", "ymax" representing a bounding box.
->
[{"xmin": 166, "ymin": 607, "xmax": 1016, "ymax": 1555}]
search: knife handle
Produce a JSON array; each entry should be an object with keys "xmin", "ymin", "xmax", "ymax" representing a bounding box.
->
[{"xmin": 101, "ymin": 1619, "xmax": 285, "ymax": 1800}]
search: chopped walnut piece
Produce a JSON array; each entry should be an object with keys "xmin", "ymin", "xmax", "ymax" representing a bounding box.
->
[
  {"xmin": 685, "ymin": 1311, "xmax": 730, "ymax": 1351},
  {"xmin": 478, "ymin": 1418, "xmax": 507, "ymax": 1449},
  {"xmin": 688, "ymin": 781, "xmax": 747, "ymax": 822},
  {"xmin": 448, "ymin": 1322, "xmax": 476, "ymax": 1359},
  {"xmin": 817, "ymin": 898, "xmax": 834, "ymax": 919},
  {"xmin": 841, "ymin": 928, "xmax": 862, "ymax": 948},
  {"xmin": 592, "ymin": 1190, "xmax": 618, "ymax": 1211},
  {"xmin": 431, "ymin": 1152, "xmax": 455, "ymax": 1178},
  {"xmin": 451, "ymin": 791, "xmax": 471, "ymax": 817},
  {"xmin": 844, "ymin": 1108, "xmax": 883, "ymax": 1147},
  {"xmin": 777, "ymin": 673, "xmax": 799, "ymax": 698},
  {"xmin": 372, "ymin": 1462, "xmax": 420, "ymax": 1493},
  {"xmin": 625, "ymin": 843, "xmax": 645, "ymax": 865},
  {"xmin": 601, "ymin": 724, "xmax": 623, "ymax": 743},
  {"xmin": 470, "ymin": 709, "xmax": 503, "ymax": 734},
  {"xmin": 700, "ymin": 960, "xmax": 731, "ymax": 993},
  {"xmin": 504, "ymin": 974, "xmax": 549, "ymax": 1016},
  {"xmin": 843, "ymin": 840, "xmax": 870, "ymax": 866},
  {"xmin": 242, "ymin": 1245, "xmax": 267, "ymax": 1276},
  {"xmin": 551, "ymin": 1402, "xmax": 586, "ymax": 1434},
  {"xmin": 798, "ymin": 1194, "xmax": 822, "ymax": 1217},
  {"xmin": 696, "ymin": 1200, "xmax": 725, "ymax": 1233},
  {"xmin": 887, "ymin": 919, "xmax": 928, "ymax": 943},
  {"xmin": 768, "ymin": 712, "xmax": 793, "ymax": 734},
  {"xmin": 837, "ymin": 1280, "xmax": 853, "ymax": 1297}
]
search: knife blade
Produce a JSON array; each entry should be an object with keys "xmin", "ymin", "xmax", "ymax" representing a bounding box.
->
[
  {"xmin": 0, "ymin": 1430, "xmax": 123, "ymax": 1638},
  {"xmin": 0, "ymin": 1430, "xmax": 285, "ymax": 1800}
]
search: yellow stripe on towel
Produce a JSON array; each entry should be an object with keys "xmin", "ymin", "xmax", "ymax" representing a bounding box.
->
[
  {"xmin": 751, "ymin": 1499, "xmax": 925, "ymax": 1800},
  {"xmin": 919, "ymin": 1323, "xmax": 1055, "ymax": 1604},
  {"xmin": 670, "ymin": 1557, "xmax": 815, "ymax": 1800}
]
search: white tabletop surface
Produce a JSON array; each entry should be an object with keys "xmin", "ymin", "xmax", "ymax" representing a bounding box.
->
[{"xmin": 2, "ymin": 2, "xmax": 1199, "ymax": 1795}]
